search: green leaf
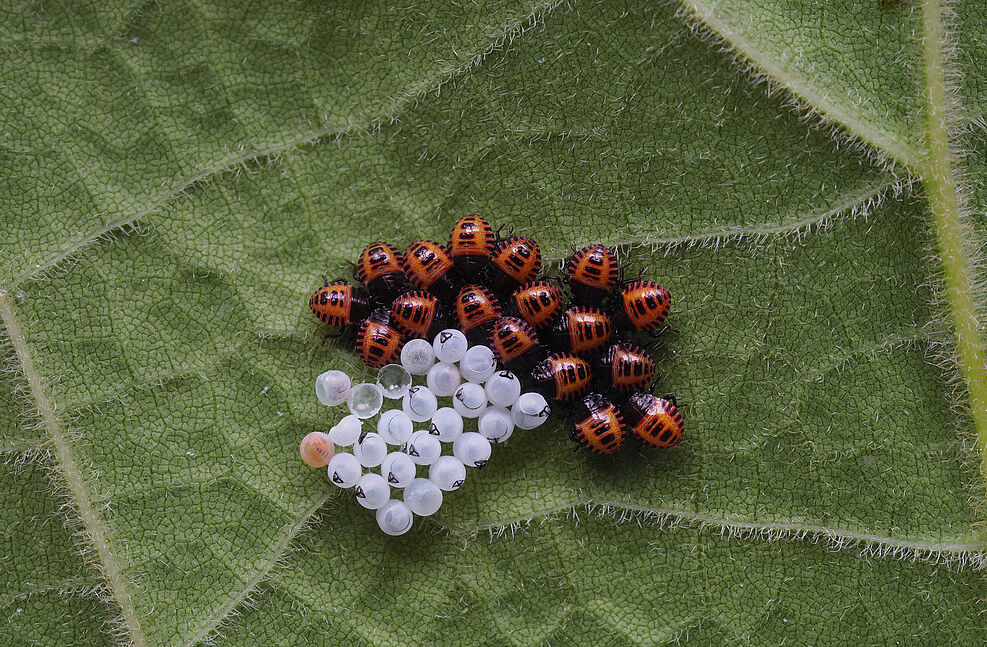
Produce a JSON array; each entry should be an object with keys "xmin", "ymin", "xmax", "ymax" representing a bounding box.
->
[{"xmin": 1, "ymin": 1, "xmax": 985, "ymax": 645}]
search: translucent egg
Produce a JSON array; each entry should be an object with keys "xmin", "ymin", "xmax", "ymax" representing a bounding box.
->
[
  {"xmin": 460, "ymin": 345, "xmax": 497, "ymax": 383},
  {"xmin": 405, "ymin": 430, "xmax": 442, "ymax": 465},
  {"xmin": 453, "ymin": 432, "xmax": 492, "ymax": 469},
  {"xmin": 299, "ymin": 432, "xmax": 334, "ymax": 467},
  {"xmin": 428, "ymin": 407, "xmax": 463, "ymax": 443},
  {"xmin": 513, "ymin": 392, "xmax": 552, "ymax": 430},
  {"xmin": 354, "ymin": 473, "xmax": 390, "ymax": 510},
  {"xmin": 429, "ymin": 456, "xmax": 467, "ymax": 491},
  {"xmin": 376, "ymin": 364, "xmax": 413, "ymax": 399},
  {"xmin": 376, "ymin": 500, "xmax": 414, "ymax": 536},
  {"xmin": 377, "ymin": 409, "xmax": 414, "ymax": 446},
  {"xmin": 404, "ymin": 478, "xmax": 443, "ymax": 517},
  {"xmin": 353, "ymin": 432, "xmax": 389, "ymax": 467},
  {"xmin": 347, "ymin": 382, "xmax": 384, "ymax": 419},
  {"xmin": 453, "ymin": 383, "xmax": 487, "ymax": 418},
  {"xmin": 400, "ymin": 338, "xmax": 437, "ymax": 376},
  {"xmin": 315, "ymin": 370, "xmax": 351, "ymax": 407},
  {"xmin": 402, "ymin": 386, "xmax": 439, "ymax": 423},
  {"xmin": 380, "ymin": 451, "xmax": 417, "ymax": 488},
  {"xmin": 327, "ymin": 453, "xmax": 362, "ymax": 487},
  {"xmin": 478, "ymin": 407, "xmax": 515, "ymax": 443},
  {"xmin": 426, "ymin": 362, "xmax": 462, "ymax": 397},
  {"xmin": 328, "ymin": 415, "xmax": 362, "ymax": 446},
  {"xmin": 485, "ymin": 371, "xmax": 522, "ymax": 407},
  {"xmin": 433, "ymin": 329, "xmax": 469, "ymax": 363}
]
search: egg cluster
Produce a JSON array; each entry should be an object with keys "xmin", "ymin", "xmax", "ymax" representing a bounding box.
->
[
  {"xmin": 307, "ymin": 215, "xmax": 684, "ymax": 457},
  {"xmin": 299, "ymin": 328, "xmax": 550, "ymax": 535}
]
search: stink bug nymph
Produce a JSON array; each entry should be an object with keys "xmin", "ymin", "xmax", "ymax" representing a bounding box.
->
[
  {"xmin": 596, "ymin": 342, "xmax": 655, "ymax": 392},
  {"xmin": 355, "ymin": 319, "xmax": 405, "ymax": 369},
  {"xmin": 530, "ymin": 353, "xmax": 592, "ymax": 401},
  {"xmin": 354, "ymin": 241, "xmax": 406, "ymax": 298},
  {"xmin": 511, "ymin": 280, "xmax": 564, "ymax": 330},
  {"xmin": 567, "ymin": 243, "xmax": 620, "ymax": 302},
  {"xmin": 404, "ymin": 240, "xmax": 457, "ymax": 296},
  {"xmin": 622, "ymin": 392, "xmax": 683, "ymax": 448},
  {"xmin": 489, "ymin": 236, "xmax": 542, "ymax": 294},
  {"xmin": 487, "ymin": 316, "xmax": 543, "ymax": 373},
  {"xmin": 449, "ymin": 215, "xmax": 495, "ymax": 273},
  {"xmin": 551, "ymin": 306, "xmax": 614, "ymax": 357},
  {"xmin": 389, "ymin": 290, "xmax": 446, "ymax": 340},
  {"xmin": 613, "ymin": 279, "xmax": 672, "ymax": 336},
  {"xmin": 454, "ymin": 284, "xmax": 501, "ymax": 340},
  {"xmin": 571, "ymin": 393, "xmax": 625, "ymax": 454},
  {"xmin": 309, "ymin": 276, "xmax": 371, "ymax": 332}
]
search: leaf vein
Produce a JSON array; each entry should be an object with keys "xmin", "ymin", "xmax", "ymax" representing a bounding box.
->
[
  {"xmin": 5, "ymin": 0, "xmax": 570, "ymax": 292},
  {"xmin": 676, "ymin": 0, "xmax": 925, "ymax": 170},
  {"xmin": 0, "ymin": 290, "xmax": 149, "ymax": 646},
  {"xmin": 458, "ymin": 500, "xmax": 987, "ymax": 562},
  {"xmin": 183, "ymin": 492, "xmax": 332, "ymax": 647}
]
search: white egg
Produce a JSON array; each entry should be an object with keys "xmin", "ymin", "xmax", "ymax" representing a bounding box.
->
[{"xmin": 433, "ymin": 329, "xmax": 469, "ymax": 363}]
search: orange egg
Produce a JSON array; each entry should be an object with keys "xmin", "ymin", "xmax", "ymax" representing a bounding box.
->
[{"xmin": 300, "ymin": 432, "xmax": 334, "ymax": 467}]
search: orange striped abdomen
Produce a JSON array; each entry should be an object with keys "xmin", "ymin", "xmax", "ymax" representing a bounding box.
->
[
  {"xmin": 390, "ymin": 291, "xmax": 440, "ymax": 339},
  {"xmin": 356, "ymin": 242, "xmax": 404, "ymax": 286},
  {"xmin": 553, "ymin": 307, "xmax": 613, "ymax": 356},
  {"xmin": 623, "ymin": 392, "xmax": 683, "ymax": 448},
  {"xmin": 355, "ymin": 320, "xmax": 404, "ymax": 368},
  {"xmin": 619, "ymin": 280, "xmax": 671, "ymax": 332},
  {"xmin": 455, "ymin": 284, "xmax": 501, "ymax": 333},
  {"xmin": 489, "ymin": 237, "xmax": 541, "ymax": 292},
  {"xmin": 566, "ymin": 244, "xmax": 619, "ymax": 298},
  {"xmin": 598, "ymin": 343, "xmax": 655, "ymax": 391},
  {"xmin": 512, "ymin": 281, "xmax": 563, "ymax": 329},
  {"xmin": 488, "ymin": 316, "xmax": 540, "ymax": 367},
  {"xmin": 531, "ymin": 353, "xmax": 592, "ymax": 401},
  {"xmin": 572, "ymin": 402, "xmax": 625, "ymax": 454},
  {"xmin": 309, "ymin": 281, "xmax": 354, "ymax": 327},
  {"xmin": 404, "ymin": 241, "xmax": 455, "ymax": 291},
  {"xmin": 449, "ymin": 215, "xmax": 495, "ymax": 268}
]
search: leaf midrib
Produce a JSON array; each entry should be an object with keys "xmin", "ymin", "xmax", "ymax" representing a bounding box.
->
[
  {"xmin": 680, "ymin": 0, "xmax": 987, "ymax": 506},
  {"xmin": 919, "ymin": 0, "xmax": 987, "ymax": 477},
  {"xmin": 0, "ymin": 290, "xmax": 149, "ymax": 647}
]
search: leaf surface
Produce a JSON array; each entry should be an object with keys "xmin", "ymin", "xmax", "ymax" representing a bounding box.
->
[{"xmin": 1, "ymin": 1, "xmax": 984, "ymax": 645}]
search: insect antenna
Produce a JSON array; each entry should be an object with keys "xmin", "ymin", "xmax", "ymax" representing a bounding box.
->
[{"xmin": 649, "ymin": 324, "xmax": 680, "ymax": 338}]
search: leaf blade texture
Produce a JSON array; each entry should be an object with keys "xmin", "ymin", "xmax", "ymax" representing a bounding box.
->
[{"xmin": 1, "ymin": 1, "xmax": 985, "ymax": 645}]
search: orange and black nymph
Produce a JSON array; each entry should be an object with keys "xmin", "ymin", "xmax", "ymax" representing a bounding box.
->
[
  {"xmin": 511, "ymin": 280, "xmax": 564, "ymax": 330},
  {"xmin": 571, "ymin": 393, "xmax": 625, "ymax": 454},
  {"xmin": 551, "ymin": 306, "xmax": 614, "ymax": 357},
  {"xmin": 566, "ymin": 243, "xmax": 619, "ymax": 302},
  {"xmin": 404, "ymin": 240, "xmax": 457, "ymax": 296},
  {"xmin": 622, "ymin": 392, "xmax": 683, "ymax": 448},
  {"xmin": 530, "ymin": 353, "xmax": 592, "ymax": 401},
  {"xmin": 489, "ymin": 236, "xmax": 542, "ymax": 294},
  {"xmin": 354, "ymin": 241, "xmax": 406, "ymax": 298},
  {"xmin": 449, "ymin": 215, "xmax": 495, "ymax": 273},
  {"xmin": 309, "ymin": 276, "xmax": 371, "ymax": 329},
  {"xmin": 596, "ymin": 342, "xmax": 655, "ymax": 392},
  {"xmin": 389, "ymin": 290, "xmax": 445, "ymax": 339},
  {"xmin": 613, "ymin": 280, "xmax": 671, "ymax": 335},
  {"xmin": 354, "ymin": 320, "xmax": 404, "ymax": 369},
  {"xmin": 454, "ymin": 284, "xmax": 501, "ymax": 338},
  {"xmin": 487, "ymin": 316, "xmax": 543, "ymax": 372}
]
